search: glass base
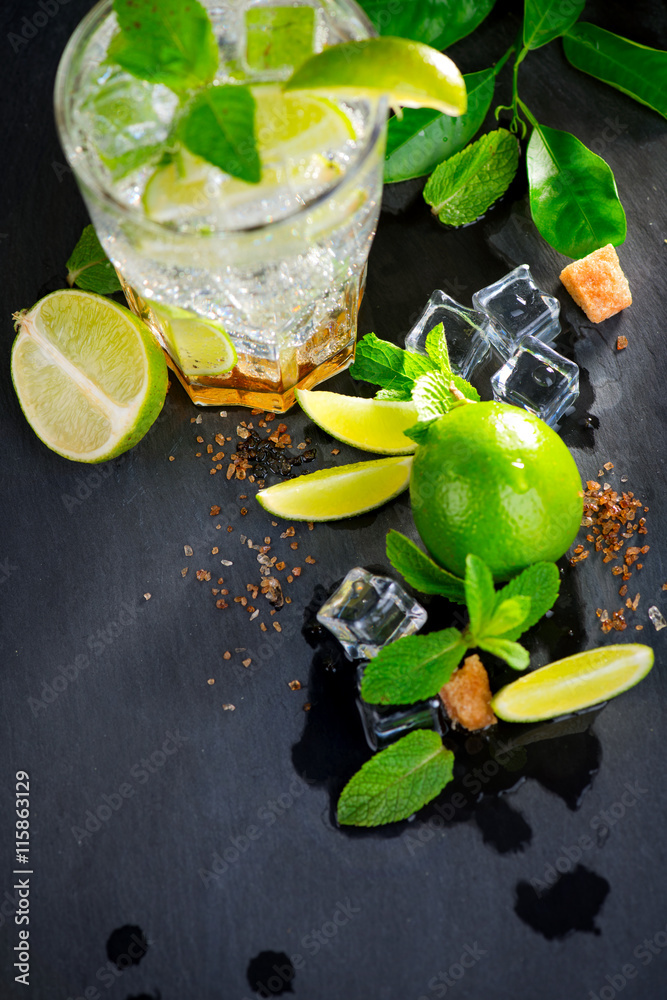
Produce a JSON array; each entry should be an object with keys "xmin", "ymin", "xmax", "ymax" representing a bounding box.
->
[{"xmin": 123, "ymin": 280, "xmax": 362, "ymax": 412}]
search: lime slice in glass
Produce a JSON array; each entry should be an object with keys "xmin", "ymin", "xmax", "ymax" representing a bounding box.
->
[
  {"xmin": 148, "ymin": 302, "xmax": 237, "ymax": 377},
  {"xmin": 295, "ymin": 389, "xmax": 418, "ymax": 454},
  {"xmin": 11, "ymin": 290, "xmax": 168, "ymax": 463},
  {"xmin": 143, "ymin": 86, "xmax": 355, "ymax": 224},
  {"xmin": 285, "ymin": 37, "xmax": 467, "ymax": 116},
  {"xmin": 492, "ymin": 644, "xmax": 654, "ymax": 722},
  {"xmin": 256, "ymin": 455, "xmax": 413, "ymax": 520}
]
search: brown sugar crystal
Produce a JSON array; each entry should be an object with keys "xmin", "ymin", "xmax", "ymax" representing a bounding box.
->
[
  {"xmin": 439, "ymin": 654, "xmax": 496, "ymax": 731},
  {"xmin": 559, "ymin": 244, "xmax": 632, "ymax": 324}
]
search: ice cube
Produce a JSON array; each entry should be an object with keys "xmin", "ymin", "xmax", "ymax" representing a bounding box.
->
[
  {"xmin": 473, "ymin": 264, "xmax": 561, "ymax": 358},
  {"xmin": 355, "ymin": 665, "xmax": 443, "ymax": 750},
  {"xmin": 316, "ymin": 567, "xmax": 427, "ymax": 661},
  {"xmin": 404, "ymin": 290, "xmax": 494, "ymax": 380},
  {"xmin": 490, "ymin": 335, "xmax": 579, "ymax": 426}
]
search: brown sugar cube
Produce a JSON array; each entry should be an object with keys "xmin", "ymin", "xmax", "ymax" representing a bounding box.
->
[
  {"xmin": 439, "ymin": 654, "xmax": 496, "ymax": 731},
  {"xmin": 559, "ymin": 244, "xmax": 631, "ymax": 324}
]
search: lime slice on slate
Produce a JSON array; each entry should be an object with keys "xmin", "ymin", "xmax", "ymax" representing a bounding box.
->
[
  {"xmin": 492, "ymin": 644, "xmax": 654, "ymax": 722},
  {"xmin": 285, "ymin": 37, "xmax": 467, "ymax": 116},
  {"xmin": 256, "ymin": 455, "xmax": 413, "ymax": 520},
  {"xmin": 11, "ymin": 290, "xmax": 168, "ymax": 463},
  {"xmin": 295, "ymin": 389, "xmax": 418, "ymax": 454}
]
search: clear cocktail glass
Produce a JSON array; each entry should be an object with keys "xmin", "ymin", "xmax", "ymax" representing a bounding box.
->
[{"xmin": 54, "ymin": 0, "xmax": 387, "ymax": 411}]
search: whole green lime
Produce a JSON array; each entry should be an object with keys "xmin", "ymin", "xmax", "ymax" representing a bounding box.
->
[{"xmin": 410, "ymin": 401, "xmax": 583, "ymax": 581}]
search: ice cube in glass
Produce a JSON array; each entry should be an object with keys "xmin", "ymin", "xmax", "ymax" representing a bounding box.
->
[
  {"xmin": 473, "ymin": 264, "xmax": 561, "ymax": 358},
  {"xmin": 316, "ymin": 567, "xmax": 427, "ymax": 661},
  {"xmin": 490, "ymin": 335, "xmax": 579, "ymax": 426},
  {"xmin": 404, "ymin": 290, "xmax": 493, "ymax": 379}
]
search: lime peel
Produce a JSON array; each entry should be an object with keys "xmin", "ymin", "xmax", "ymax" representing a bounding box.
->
[
  {"xmin": 491, "ymin": 643, "xmax": 654, "ymax": 722},
  {"xmin": 295, "ymin": 389, "xmax": 418, "ymax": 455},
  {"xmin": 256, "ymin": 455, "xmax": 413, "ymax": 521}
]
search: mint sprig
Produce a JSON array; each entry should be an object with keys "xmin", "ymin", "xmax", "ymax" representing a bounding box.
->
[
  {"xmin": 180, "ymin": 86, "xmax": 261, "ymax": 184},
  {"xmin": 66, "ymin": 225, "xmax": 122, "ymax": 295},
  {"xmin": 423, "ymin": 128, "xmax": 520, "ymax": 226},
  {"xmin": 386, "ymin": 530, "xmax": 465, "ymax": 604},
  {"xmin": 360, "ymin": 629, "xmax": 466, "ymax": 706},
  {"xmin": 337, "ymin": 730, "xmax": 454, "ymax": 827}
]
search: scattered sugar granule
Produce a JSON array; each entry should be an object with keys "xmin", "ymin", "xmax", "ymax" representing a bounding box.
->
[{"xmin": 648, "ymin": 606, "xmax": 667, "ymax": 631}]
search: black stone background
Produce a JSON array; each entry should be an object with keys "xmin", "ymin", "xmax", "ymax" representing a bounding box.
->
[{"xmin": 1, "ymin": 1, "xmax": 666, "ymax": 998}]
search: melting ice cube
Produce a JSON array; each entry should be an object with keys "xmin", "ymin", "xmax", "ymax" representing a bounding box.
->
[
  {"xmin": 490, "ymin": 335, "xmax": 579, "ymax": 426},
  {"xmin": 473, "ymin": 264, "xmax": 561, "ymax": 358}
]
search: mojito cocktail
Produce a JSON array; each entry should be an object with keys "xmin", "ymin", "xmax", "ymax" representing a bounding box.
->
[{"xmin": 55, "ymin": 0, "xmax": 387, "ymax": 411}]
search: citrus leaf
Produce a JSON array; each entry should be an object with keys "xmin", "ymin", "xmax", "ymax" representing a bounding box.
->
[
  {"xmin": 350, "ymin": 332, "xmax": 437, "ymax": 395},
  {"xmin": 477, "ymin": 637, "xmax": 530, "ymax": 670},
  {"xmin": 66, "ymin": 226, "xmax": 122, "ymax": 295},
  {"xmin": 361, "ymin": 629, "xmax": 465, "ymax": 705},
  {"xmin": 482, "ymin": 596, "xmax": 532, "ymax": 639},
  {"xmin": 464, "ymin": 553, "xmax": 496, "ymax": 639},
  {"xmin": 496, "ymin": 562, "xmax": 560, "ymax": 640},
  {"xmin": 337, "ymin": 730, "xmax": 455, "ymax": 827},
  {"xmin": 526, "ymin": 122, "xmax": 626, "ymax": 257},
  {"xmin": 563, "ymin": 23, "xmax": 667, "ymax": 119},
  {"xmin": 523, "ymin": 0, "xmax": 585, "ymax": 50},
  {"xmin": 424, "ymin": 128, "xmax": 519, "ymax": 226},
  {"xmin": 110, "ymin": 0, "xmax": 218, "ymax": 92},
  {"xmin": 384, "ymin": 69, "xmax": 495, "ymax": 183},
  {"xmin": 386, "ymin": 529, "xmax": 466, "ymax": 603},
  {"xmin": 358, "ymin": 0, "xmax": 496, "ymax": 50},
  {"xmin": 180, "ymin": 85, "xmax": 261, "ymax": 184}
]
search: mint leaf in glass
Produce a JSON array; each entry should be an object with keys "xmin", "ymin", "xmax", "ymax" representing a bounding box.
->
[
  {"xmin": 179, "ymin": 85, "xmax": 261, "ymax": 184},
  {"xmin": 564, "ymin": 23, "xmax": 667, "ymax": 120},
  {"xmin": 110, "ymin": 0, "xmax": 218, "ymax": 93},
  {"xmin": 526, "ymin": 121, "xmax": 626, "ymax": 257},
  {"xmin": 386, "ymin": 530, "xmax": 466, "ymax": 604},
  {"xmin": 424, "ymin": 128, "xmax": 519, "ymax": 226},
  {"xmin": 360, "ymin": 629, "xmax": 465, "ymax": 706},
  {"xmin": 384, "ymin": 69, "xmax": 496, "ymax": 184},
  {"xmin": 337, "ymin": 730, "xmax": 454, "ymax": 827},
  {"xmin": 66, "ymin": 225, "xmax": 122, "ymax": 295},
  {"xmin": 245, "ymin": 6, "xmax": 315, "ymax": 73}
]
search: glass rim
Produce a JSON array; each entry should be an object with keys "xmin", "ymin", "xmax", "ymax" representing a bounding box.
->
[{"xmin": 53, "ymin": 0, "xmax": 387, "ymax": 239}]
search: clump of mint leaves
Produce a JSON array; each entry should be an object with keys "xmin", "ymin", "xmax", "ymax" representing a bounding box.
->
[
  {"xmin": 369, "ymin": 0, "xmax": 667, "ymax": 257},
  {"xmin": 337, "ymin": 552, "xmax": 560, "ymax": 827}
]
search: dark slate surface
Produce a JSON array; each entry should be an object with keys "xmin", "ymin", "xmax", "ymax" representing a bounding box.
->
[{"xmin": 1, "ymin": 2, "xmax": 666, "ymax": 999}]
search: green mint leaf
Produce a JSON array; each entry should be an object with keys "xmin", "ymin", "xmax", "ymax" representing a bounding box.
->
[
  {"xmin": 386, "ymin": 530, "xmax": 466, "ymax": 604},
  {"xmin": 564, "ymin": 23, "xmax": 667, "ymax": 120},
  {"xmin": 412, "ymin": 371, "xmax": 480, "ymax": 422},
  {"xmin": 350, "ymin": 332, "xmax": 437, "ymax": 395},
  {"xmin": 526, "ymin": 122, "xmax": 626, "ymax": 257},
  {"xmin": 403, "ymin": 419, "xmax": 438, "ymax": 445},
  {"xmin": 357, "ymin": 0, "xmax": 496, "ymax": 50},
  {"xmin": 476, "ymin": 637, "xmax": 530, "ymax": 671},
  {"xmin": 464, "ymin": 553, "xmax": 496, "ymax": 639},
  {"xmin": 110, "ymin": 0, "xmax": 218, "ymax": 92},
  {"xmin": 337, "ymin": 730, "xmax": 455, "ymax": 827},
  {"xmin": 384, "ymin": 69, "xmax": 495, "ymax": 183},
  {"xmin": 482, "ymin": 595, "xmax": 532, "ymax": 639},
  {"xmin": 523, "ymin": 0, "xmax": 585, "ymax": 50},
  {"xmin": 361, "ymin": 628, "xmax": 465, "ymax": 705},
  {"xmin": 424, "ymin": 128, "xmax": 519, "ymax": 226},
  {"xmin": 375, "ymin": 387, "xmax": 412, "ymax": 401},
  {"xmin": 244, "ymin": 6, "xmax": 315, "ymax": 73},
  {"xmin": 66, "ymin": 225, "xmax": 122, "ymax": 295},
  {"xmin": 494, "ymin": 562, "xmax": 560, "ymax": 640},
  {"xmin": 180, "ymin": 85, "xmax": 261, "ymax": 183},
  {"xmin": 424, "ymin": 323, "xmax": 452, "ymax": 374}
]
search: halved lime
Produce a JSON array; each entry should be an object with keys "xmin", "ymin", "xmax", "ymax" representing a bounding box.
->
[
  {"xmin": 285, "ymin": 37, "xmax": 467, "ymax": 116},
  {"xmin": 491, "ymin": 644, "xmax": 654, "ymax": 722},
  {"xmin": 256, "ymin": 455, "xmax": 413, "ymax": 520},
  {"xmin": 295, "ymin": 389, "xmax": 418, "ymax": 454},
  {"xmin": 149, "ymin": 302, "xmax": 236, "ymax": 377},
  {"xmin": 11, "ymin": 290, "xmax": 168, "ymax": 463},
  {"xmin": 143, "ymin": 86, "xmax": 355, "ymax": 224}
]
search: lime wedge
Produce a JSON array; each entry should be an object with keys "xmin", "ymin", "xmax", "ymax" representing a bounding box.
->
[
  {"xmin": 143, "ymin": 86, "xmax": 355, "ymax": 224},
  {"xmin": 285, "ymin": 37, "xmax": 467, "ymax": 116},
  {"xmin": 11, "ymin": 290, "xmax": 168, "ymax": 463},
  {"xmin": 149, "ymin": 302, "xmax": 236, "ymax": 377},
  {"xmin": 491, "ymin": 644, "xmax": 654, "ymax": 722},
  {"xmin": 295, "ymin": 389, "xmax": 418, "ymax": 454},
  {"xmin": 256, "ymin": 455, "xmax": 413, "ymax": 520}
]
